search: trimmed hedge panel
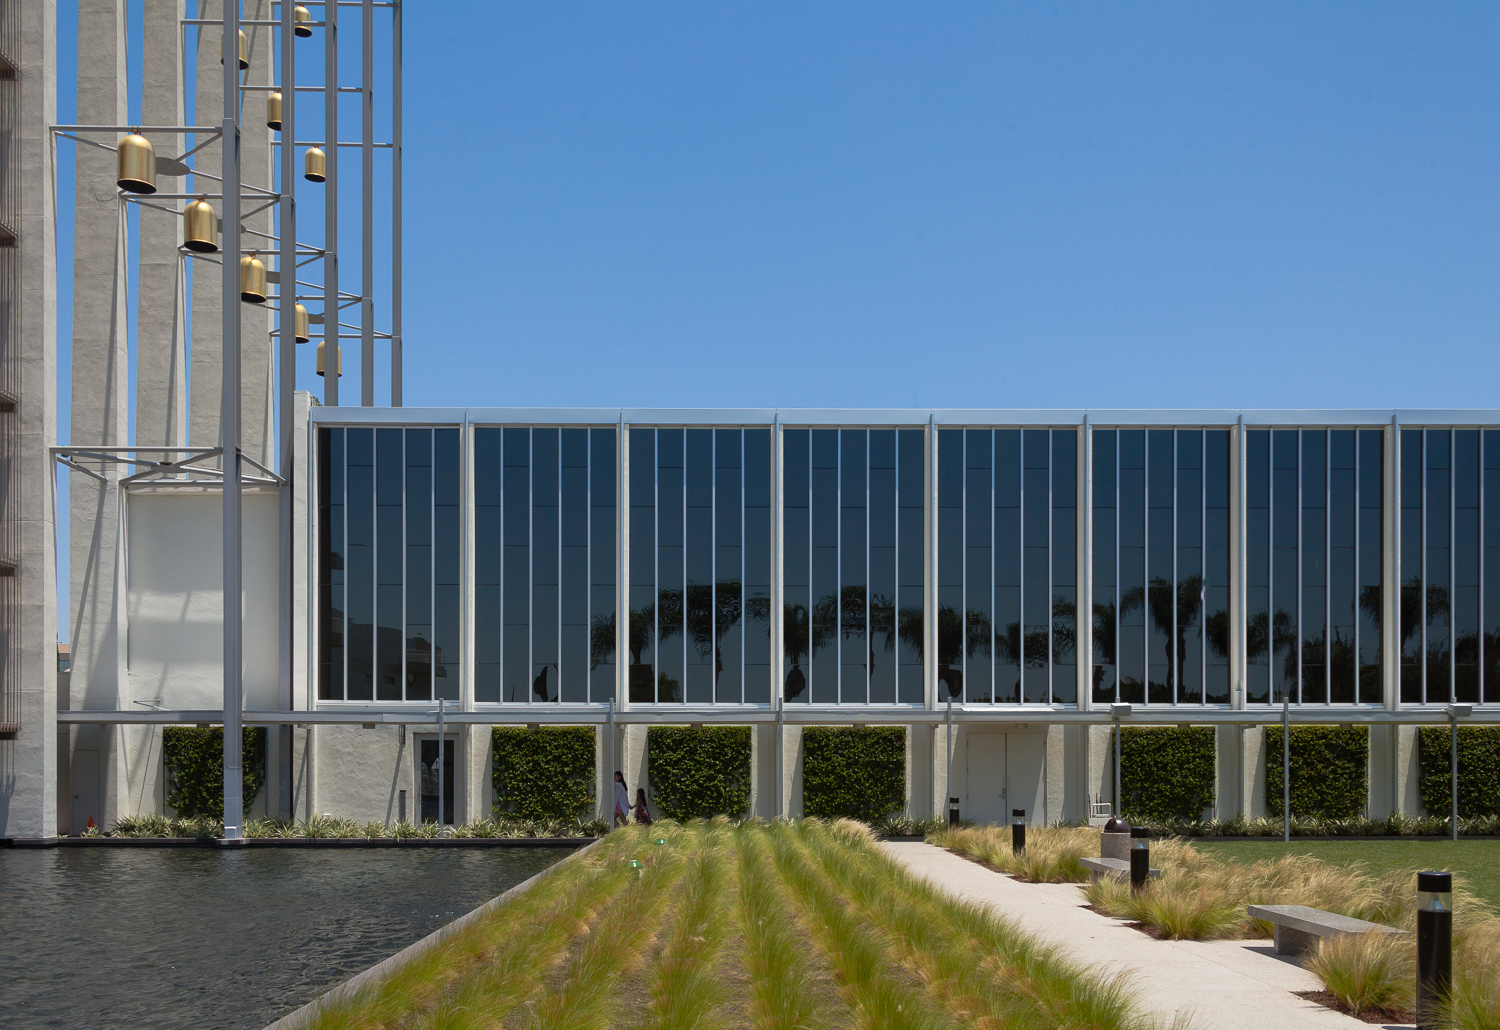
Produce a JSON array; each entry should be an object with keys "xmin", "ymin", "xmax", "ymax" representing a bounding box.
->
[
  {"xmin": 491, "ymin": 726, "xmax": 596, "ymax": 819},
  {"xmin": 1118, "ymin": 726, "xmax": 1216, "ymax": 820},
  {"xmin": 802, "ymin": 726, "xmax": 906, "ymax": 821},
  {"xmin": 647, "ymin": 725, "xmax": 752, "ymax": 821},
  {"xmin": 163, "ymin": 726, "xmax": 267, "ymax": 818},
  {"xmin": 1418, "ymin": 726, "xmax": 1500, "ymax": 818},
  {"xmin": 1264, "ymin": 724, "xmax": 1368, "ymax": 818}
]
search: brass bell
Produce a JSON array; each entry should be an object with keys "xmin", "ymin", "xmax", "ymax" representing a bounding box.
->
[
  {"xmin": 183, "ymin": 198, "xmax": 218, "ymax": 252},
  {"xmin": 240, "ymin": 254, "xmax": 267, "ymax": 304},
  {"xmin": 294, "ymin": 303, "xmax": 310, "ymax": 343},
  {"xmin": 267, "ymin": 91, "xmax": 282, "ymax": 131},
  {"xmin": 220, "ymin": 29, "xmax": 249, "ymax": 70},
  {"xmin": 294, "ymin": 5, "xmax": 313, "ymax": 37},
  {"xmin": 116, "ymin": 132, "xmax": 156, "ymax": 194},
  {"xmin": 316, "ymin": 340, "xmax": 341, "ymax": 377},
  {"xmin": 304, "ymin": 146, "xmax": 326, "ymax": 183}
]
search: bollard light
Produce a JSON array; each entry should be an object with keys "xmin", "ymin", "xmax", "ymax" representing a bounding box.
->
[
  {"xmin": 1011, "ymin": 809, "xmax": 1026, "ymax": 855},
  {"xmin": 948, "ymin": 796, "xmax": 960, "ymax": 829},
  {"xmin": 1130, "ymin": 826, "xmax": 1150, "ymax": 894},
  {"xmin": 1416, "ymin": 871, "xmax": 1453, "ymax": 1030}
]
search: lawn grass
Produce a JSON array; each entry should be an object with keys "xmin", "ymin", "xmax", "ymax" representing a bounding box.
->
[
  {"xmin": 1191, "ymin": 838, "xmax": 1500, "ymax": 910},
  {"xmin": 305, "ymin": 820, "xmax": 1171, "ymax": 1030}
]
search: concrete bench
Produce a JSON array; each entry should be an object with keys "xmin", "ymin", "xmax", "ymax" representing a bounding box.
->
[
  {"xmin": 1247, "ymin": 904, "xmax": 1409, "ymax": 957},
  {"xmin": 1080, "ymin": 856, "xmax": 1160, "ymax": 884}
]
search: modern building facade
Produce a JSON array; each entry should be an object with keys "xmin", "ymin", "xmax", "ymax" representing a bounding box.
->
[{"xmin": 42, "ymin": 406, "xmax": 1489, "ymax": 838}]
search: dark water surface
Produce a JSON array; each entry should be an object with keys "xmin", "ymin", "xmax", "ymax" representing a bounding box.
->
[{"xmin": 0, "ymin": 846, "xmax": 576, "ymax": 1029}]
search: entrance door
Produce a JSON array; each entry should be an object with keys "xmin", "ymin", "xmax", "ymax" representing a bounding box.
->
[
  {"xmin": 965, "ymin": 733, "xmax": 1047, "ymax": 825},
  {"xmin": 1005, "ymin": 733, "xmax": 1046, "ymax": 825},
  {"xmin": 72, "ymin": 750, "xmax": 100, "ymax": 835},
  {"xmin": 965, "ymin": 734, "xmax": 1007, "ymax": 825},
  {"xmin": 417, "ymin": 737, "xmax": 455, "ymax": 824}
]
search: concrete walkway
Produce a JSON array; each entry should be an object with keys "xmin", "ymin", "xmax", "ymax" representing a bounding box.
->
[{"xmin": 880, "ymin": 842, "xmax": 1414, "ymax": 1030}]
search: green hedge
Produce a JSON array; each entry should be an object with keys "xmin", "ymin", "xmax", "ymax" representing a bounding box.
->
[
  {"xmin": 491, "ymin": 726, "xmax": 596, "ymax": 819},
  {"xmin": 1264, "ymin": 724, "xmax": 1368, "ymax": 818},
  {"xmin": 1118, "ymin": 726, "xmax": 1216, "ymax": 821},
  {"xmin": 163, "ymin": 726, "xmax": 266, "ymax": 818},
  {"xmin": 802, "ymin": 726, "xmax": 906, "ymax": 822},
  {"xmin": 1418, "ymin": 726, "xmax": 1500, "ymax": 818},
  {"xmin": 647, "ymin": 726, "xmax": 752, "ymax": 821}
]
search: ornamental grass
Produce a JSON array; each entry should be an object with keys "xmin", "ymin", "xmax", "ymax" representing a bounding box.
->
[
  {"xmin": 296, "ymin": 820, "xmax": 1173, "ymax": 1030},
  {"xmin": 929, "ymin": 824, "xmax": 1097, "ymax": 882}
]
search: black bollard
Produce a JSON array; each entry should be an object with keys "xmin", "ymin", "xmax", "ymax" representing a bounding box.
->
[
  {"xmin": 1416, "ymin": 871, "xmax": 1453, "ymax": 1029},
  {"xmin": 948, "ymin": 797, "xmax": 960, "ymax": 828},
  {"xmin": 1130, "ymin": 827, "xmax": 1150, "ymax": 894},
  {"xmin": 1011, "ymin": 809, "xmax": 1026, "ymax": 854}
]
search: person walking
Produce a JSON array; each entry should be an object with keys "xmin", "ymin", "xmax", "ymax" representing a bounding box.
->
[
  {"xmin": 613, "ymin": 771, "xmax": 631, "ymax": 828},
  {"xmin": 633, "ymin": 787, "xmax": 653, "ymax": 826}
]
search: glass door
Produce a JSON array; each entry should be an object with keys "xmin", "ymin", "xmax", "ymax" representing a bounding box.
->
[{"xmin": 418, "ymin": 737, "xmax": 455, "ymax": 824}]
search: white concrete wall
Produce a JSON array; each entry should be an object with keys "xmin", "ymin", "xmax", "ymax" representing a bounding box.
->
[{"xmin": 126, "ymin": 486, "xmax": 280, "ymax": 711}]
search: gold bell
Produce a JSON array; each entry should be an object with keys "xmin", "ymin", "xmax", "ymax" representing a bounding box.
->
[
  {"xmin": 294, "ymin": 302, "xmax": 310, "ymax": 343},
  {"xmin": 183, "ymin": 198, "xmax": 218, "ymax": 252},
  {"xmin": 294, "ymin": 5, "xmax": 314, "ymax": 37},
  {"xmin": 240, "ymin": 254, "xmax": 267, "ymax": 304},
  {"xmin": 116, "ymin": 132, "xmax": 156, "ymax": 194},
  {"xmin": 267, "ymin": 91, "xmax": 282, "ymax": 131},
  {"xmin": 316, "ymin": 340, "xmax": 342, "ymax": 377},
  {"xmin": 220, "ymin": 29, "xmax": 249, "ymax": 70},
  {"xmin": 304, "ymin": 146, "xmax": 326, "ymax": 183}
]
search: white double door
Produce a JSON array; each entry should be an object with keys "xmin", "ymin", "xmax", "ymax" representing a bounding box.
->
[{"xmin": 965, "ymin": 732, "xmax": 1045, "ymax": 826}]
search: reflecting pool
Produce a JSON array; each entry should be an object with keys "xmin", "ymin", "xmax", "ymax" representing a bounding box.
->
[{"xmin": 0, "ymin": 845, "xmax": 577, "ymax": 1029}]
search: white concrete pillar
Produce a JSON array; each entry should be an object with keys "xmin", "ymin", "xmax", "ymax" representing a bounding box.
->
[
  {"xmin": 69, "ymin": 0, "xmax": 129, "ymax": 832},
  {"xmin": 137, "ymin": 0, "xmax": 187, "ymax": 455},
  {"xmin": 1214, "ymin": 724, "xmax": 1241, "ymax": 820},
  {"xmin": 1241, "ymin": 725, "xmax": 1266, "ymax": 818},
  {"xmin": 189, "ymin": 2, "xmax": 224, "ymax": 459},
  {"xmin": 241, "ymin": 0, "xmax": 273, "ymax": 467},
  {"xmin": 0, "ymin": 0, "xmax": 60, "ymax": 841}
]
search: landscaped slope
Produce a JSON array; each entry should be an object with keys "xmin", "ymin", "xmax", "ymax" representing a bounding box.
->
[{"xmin": 306, "ymin": 819, "xmax": 1166, "ymax": 1030}]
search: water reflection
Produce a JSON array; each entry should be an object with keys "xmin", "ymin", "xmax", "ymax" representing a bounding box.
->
[{"xmin": 0, "ymin": 846, "xmax": 572, "ymax": 1030}]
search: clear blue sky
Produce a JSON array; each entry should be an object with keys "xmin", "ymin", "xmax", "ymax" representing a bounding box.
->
[{"xmin": 399, "ymin": 2, "xmax": 1499, "ymax": 410}]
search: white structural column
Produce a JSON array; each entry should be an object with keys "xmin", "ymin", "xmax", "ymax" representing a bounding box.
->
[
  {"xmin": 2, "ymin": 0, "xmax": 60, "ymax": 840},
  {"xmin": 241, "ymin": 0, "xmax": 273, "ymax": 467},
  {"xmin": 189, "ymin": 1, "xmax": 224, "ymax": 459},
  {"xmin": 137, "ymin": 0, "xmax": 187, "ymax": 455},
  {"xmin": 220, "ymin": 0, "xmax": 244, "ymax": 840},
  {"xmin": 68, "ymin": 0, "xmax": 129, "ymax": 832}
]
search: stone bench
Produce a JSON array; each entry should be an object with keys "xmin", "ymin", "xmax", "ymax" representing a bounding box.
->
[
  {"xmin": 1247, "ymin": 904, "xmax": 1409, "ymax": 957},
  {"xmin": 1080, "ymin": 856, "xmax": 1160, "ymax": 883}
]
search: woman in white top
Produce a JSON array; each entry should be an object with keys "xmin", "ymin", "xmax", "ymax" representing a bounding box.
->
[{"xmin": 613, "ymin": 770, "xmax": 631, "ymax": 828}]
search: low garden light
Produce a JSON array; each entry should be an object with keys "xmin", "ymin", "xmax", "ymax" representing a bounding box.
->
[
  {"xmin": 1129, "ymin": 827, "xmax": 1150, "ymax": 894},
  {"xmin": 1011, "ymin": 809, "xmax": 1026, "ymax": 855},
  {"xmin": 1416, "ymin": 871, "xmax": 1452, "ymax": 1030},
  {"xmin": 653, "ymin": 837, "xmax": 666, "ymax": 846}
]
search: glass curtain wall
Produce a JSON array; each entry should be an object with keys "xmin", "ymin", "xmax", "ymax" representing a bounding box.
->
[
  {"xmin": 1091, "ymin": 429, "xmax": 1231, "ymax": 705},
  {"xmin": 318, "ymin": 426, "xmax": 462, "ymax": 701},
  {"xmin": 1245, "ymin": 428, "xmax": 1382, "ymax": 705},
  {"xmin": 472, "ymin": 427, "xmax": 617, "ymax": 704},
  {"xmin": 1400, "ymin": 428, "xmax": 1500, "ymax": 705},
  {"xmin": 783, "ymin": 428, "xmax": 924, "ymax": 704},
  {"xmin": 628, "ymin": 427, "xmax": 772, "ymax": 704},
  {"xmin": 939, "ymin": 428, "xmax": 1076, "ymax": 705}
]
